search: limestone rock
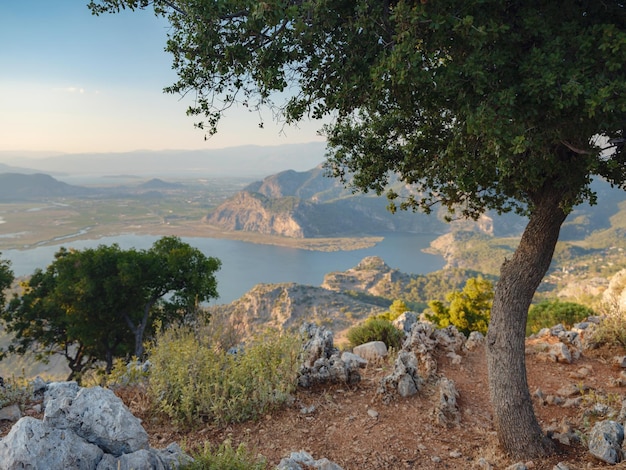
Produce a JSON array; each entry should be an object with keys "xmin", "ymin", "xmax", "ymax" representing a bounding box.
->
[
  {"xmin": 277, "ymin": 450, "xmax": 343, "ymax": 470},
  {"xmin": 298, "ymin": 323, "xmax": 361, "ymax": 387},
  {"xmin": 44, "ymin": 385, "xmax": 149, "ymax": 456},
  {"xmin": 0, "ymin": 417, "xmax": 104, "ymax": 470},
  {"xmin": 433, "ymin": 377, "xmax": 460, "ymax": 427},
  {"xmin": 352, "ymin": 341, "xmax": 387, "ymax": 361},
  {"xmin": 0, "ymin": 382, "xmax": 190, "ymax": 470},
  {"xmin": 588, "ymin": 420, "xmax": 624, "ymax": 464},
  {"xmin": 0, "ymin": 404, "xmax": 21, "ymax": 422}
]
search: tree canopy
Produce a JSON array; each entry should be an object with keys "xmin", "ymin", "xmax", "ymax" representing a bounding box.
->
[
  {"xmin": 1, "ymin": 237, "xmax": 221, "ymax": 380},
  {"xmin": 89, "ymin": 0, "xmax": 626, "ymax": 459}
]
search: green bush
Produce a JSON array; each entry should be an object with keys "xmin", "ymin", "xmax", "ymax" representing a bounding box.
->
[
  {"xmin": 425, "ymin": 276, "xmax": 493, "ymax": 336},
  {"xmin": 526, "ymin": 300, "xmax": 595, "ymax": 336},
  {"xmin": 147, "ymin": 325, "xmax": 302, "ymax": 428},
  {"xmin": 183, "ymin": 441, "xmax": 267, "ymax": 470},
  {"xmin": 346, "ymin": 318, "xmax": 404, "ymax": 350}
]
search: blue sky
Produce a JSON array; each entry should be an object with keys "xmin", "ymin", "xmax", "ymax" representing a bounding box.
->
[{"xmin": 0, "ymin": 1, "xmax": 324, "ymax": 155}]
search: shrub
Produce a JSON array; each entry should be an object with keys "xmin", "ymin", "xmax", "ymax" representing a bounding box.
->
[
  {"xmin": 425, "ymin": 276, "xmax": 493, "ymax": 336},
  {"xmin": 588, "ymin": 294, "xmax": 626, "ymax": 348},
  {"xmin": 346, "ymin": 317, "xmax": 404, "ymax": 350},
  {"xmin": 148, "ymin": 324, "xmax": 302, "ymax": 427},
  {"xmin": 183, "ymin": 441, "xmax": 267, "ymax": 470},
  {"xmin": 526, "ymin": 299, "xmax": 595, "ymax": 336}
]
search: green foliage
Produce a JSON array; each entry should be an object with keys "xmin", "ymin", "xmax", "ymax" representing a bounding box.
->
[
  {"xmin": 425, "ymin": 277, "xmax": 493, "ymax": 336},
  {"xmin": 148, "ymin": 325, "xmax": 301, "ymax": 428},
  {"xmin": 526, "ymin": 300, "xmax": 595, "ymax": 336},
  {"xmin": 374, "ymin": 299, "xmax": 409, "ymax": 322},
  {"xmin": 183, "ymin": 441, "xmax": 267, "ymax": 470},
  {"xmin": 346, "ymin": 318, "xmax": 404, "ymax": 350},
  {"xmin": 0, "ymin": 237, "xmax": 220, "ymax": 381}
]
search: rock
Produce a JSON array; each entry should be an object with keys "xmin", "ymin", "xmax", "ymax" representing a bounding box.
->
[
  {"xmin": 0, "ymin": 404, "xmax": 21, "ymax": 422},
  {"xmin": 352, "ymin": 341, "xmax": 388, "ymax": 361},
  {"xmin": 44, "ymin": 385, "xmax": 149, "ymax": 456},
  {"xmin": 433, "ymin": 377, "xmax": 460, "ymax": 427},
  {"xmin": 465, "ymin": 331, "xmax": 485, "ymax": 351},
  {"xmin": 588, "ymin": 420, "xmax": 624, "ymax": 464},
  {"xmin": 0, "ymin": 382, "xmax": 190, "ymax": 470},
  {"xmin": 393, "ymin": 311, "xmax": 418, "ymax": 334},
  {"xmin": 475, "ymin": 457, "xmax": 494, "ymax": 469},
  {"xmin": 377, "ymin": 350, "xmax": 422, "ymax": 402},
  {"xmin": 505, "ymin": 463, "xmax": 527, "ymax": 470},
  {"xmin": 367, "ymin": 409, "xmax": 379, "ymax": 419},
  {"xmin": 277, "ymin": 450, "xmax": 343, "ymax": 470},
  {"xmin": 0, "ymin": 417, "xmax": 103, "ymax": 469},
  {"xmin": 298, "ymin": 323, "xmax": 361, "ymax": 387},
  {"xmin": 549, "ymin": 342, "xmax": 572, "ymax": 363},
  {"xmin": 341, "ymin": 352, "xmax": 368, "ymax": 369}
]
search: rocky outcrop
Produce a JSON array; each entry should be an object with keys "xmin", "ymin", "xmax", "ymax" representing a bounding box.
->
[
  {"xmin": 206, "ymin": 191, "xmax": 309, "ymax": 237},
  {"xmin": 0, "ymin": 381, "xmax": 190, "ymax": 470},
  {"xmin": 298, "ymin": 323, "xmax": 362, "ymax": 387},
  {"xmin": 208, "ymin": 282, "xmax": 387, "ymax": 340},
  {"xmin": 321, "ymin": 256, "xmax": 411, "ymax": 296}
]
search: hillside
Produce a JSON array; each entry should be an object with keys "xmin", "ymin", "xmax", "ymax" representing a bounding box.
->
[
  {"xmin": 0, "ymin": 173, "xmax": 94, "ymax": 201},
  {"xmin": 207, "ymin": 167, "xmax": 449, "ymax": 237}
]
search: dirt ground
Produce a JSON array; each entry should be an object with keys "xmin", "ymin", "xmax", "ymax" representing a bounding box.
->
[
  {"xmin": 129, "ymin": 342, "xmax": 626, "ymax": 470},
  {"xmin": 4, "ymin": 341, "xmax": 626, "ymax": 470}
]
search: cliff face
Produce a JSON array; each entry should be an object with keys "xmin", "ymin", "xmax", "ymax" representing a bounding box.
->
[
  {"xmin": 206, "ymin": 191, "xmax": 309, "ymax": 237},
  {"xmin": 206, "ymin": 167, "xmax": 449, "ymax": 238}
]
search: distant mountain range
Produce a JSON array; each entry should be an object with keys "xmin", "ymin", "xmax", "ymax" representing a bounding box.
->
[{"xmin": 0, "ymin": 143, "xmax": 326, "ymax": 179}]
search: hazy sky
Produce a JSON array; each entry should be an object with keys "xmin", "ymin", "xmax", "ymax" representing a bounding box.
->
[{"xmin": 0, "ymin": 1, "xmax": 325, "ymax": 155}]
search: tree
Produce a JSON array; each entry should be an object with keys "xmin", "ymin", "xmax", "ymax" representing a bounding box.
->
[
  {"xmin": 1, "ymin": 237, "xmax": 221, "ymax": 379},
  {"xmin": 88, "ymin": 0, "xmax": 626, "ymax": 458},
  {"xmin": 426, "ymin": 276, "xmax": 493, "ymax": 336}
]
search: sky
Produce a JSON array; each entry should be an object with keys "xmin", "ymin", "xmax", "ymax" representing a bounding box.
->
[{"xmin": 0, "ymin": 1, "xmax": 325, "ymax": 155}]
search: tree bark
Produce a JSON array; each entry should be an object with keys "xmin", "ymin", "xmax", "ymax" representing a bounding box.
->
[{"xmin": 486, "ymin": 187, "xmax": 567, "ymax": 459}]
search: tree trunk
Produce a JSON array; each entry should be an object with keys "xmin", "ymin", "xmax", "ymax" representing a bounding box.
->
[{"xmin": 486, "ymin": 188, "xmax": 567, "ymax": 459}]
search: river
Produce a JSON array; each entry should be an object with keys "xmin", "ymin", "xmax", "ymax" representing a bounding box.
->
[{"xmin": 2, "ymin": 233, "xmax": 445, "ymax": 304}]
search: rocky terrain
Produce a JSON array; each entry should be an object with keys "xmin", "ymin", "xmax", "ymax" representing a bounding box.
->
[{"xmin": 207, "ymin": 256, "xmax": 486, "ymax": 342}]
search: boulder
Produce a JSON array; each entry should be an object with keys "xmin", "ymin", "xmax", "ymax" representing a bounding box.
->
[
  {"xmin": 352, "ymin": 341, "xmax": 388, "ymax": 361},
  {"xmin": 0, "ymin": 382, "xmax": 190, "ymax": 470},
  {"xmin": 44, "ymin": 385, "xmax": 149, "ymax": 456},
  {"xmin": 588, "ymin": 420, "xmax": 624, "ymax": 464}
]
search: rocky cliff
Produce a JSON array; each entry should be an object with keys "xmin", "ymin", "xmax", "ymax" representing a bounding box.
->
[
  {"xmin": 206, "ymin": 167, "xmax": 448, "ymax": 238},
  {"xmin": 208, "ymin": 281, "xmax": 389, "ymax": 340}
]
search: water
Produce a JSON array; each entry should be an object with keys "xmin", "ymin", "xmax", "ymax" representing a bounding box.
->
[{"xmin": 2, "ymin": 233, "xmax": 444, "ymax": 304}]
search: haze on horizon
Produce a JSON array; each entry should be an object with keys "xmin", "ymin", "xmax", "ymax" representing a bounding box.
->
[{"xmin": 0, "ymin": 1, "xmax": 325, "ymax": 157}]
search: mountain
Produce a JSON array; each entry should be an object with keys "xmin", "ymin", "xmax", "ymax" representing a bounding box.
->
[
  {"xmin": 208, "ymin": 166, "xmax": 626, "ymax": 242},
  {"xmin": 0, "ymin": 143, "xmax": 326, "ymax": 179},
  {"xmin": 207, "ymin": 166, "xmax": 448, "ymax": 237},
  {"xmin": 0, "ymin": 173, "xmax": 94, "ymax": 201}
]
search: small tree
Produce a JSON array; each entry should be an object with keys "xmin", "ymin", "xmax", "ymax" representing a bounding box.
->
[
  {"xmin": 426, "ymin": 277, "xmax": 493, "ymax": 336},
  {"xmin": 0, "ymin": 237, "xmax": 220, "ymax": 379}
]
